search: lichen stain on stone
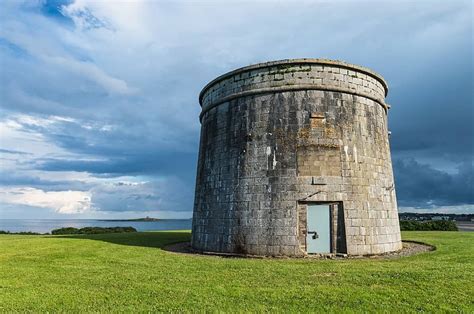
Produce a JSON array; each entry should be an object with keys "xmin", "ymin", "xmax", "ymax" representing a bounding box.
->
[
  {"xmin": 297, "ymin": 127, "xmax": 311, "ymax": 141},
  {"xmin": 266, "ymin": 146, "xmax": 271, "ymax": 156}
]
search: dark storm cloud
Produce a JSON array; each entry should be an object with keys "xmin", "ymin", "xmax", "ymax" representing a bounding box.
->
[
  {"xmin": 36, "ymin": 152, "xmax": 197, "ymax": 180},
  {"xmin": 394, "ymin": 158, "xmax": 473, "ymax": 208},
  {"xmin": 388, "ymin": 44, "xmax": 473, "ymax": 162},
  {"xmin": 384, "ymin": 9, "xmax": 473, "ymax": 209},
  {"xmin": 7, "ymin": 114, "xmax": 198, "ymax": 180},
  {"xmin": 0, "ymin": 170, "xmax": 90, "ymax": 192}
]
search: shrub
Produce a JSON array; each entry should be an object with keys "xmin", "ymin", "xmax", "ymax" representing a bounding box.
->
[
  {"xmin": 51, "ymin": 226, "xmax": 137, "ymax": 235},
  {"xmin": 0, "ymin": 230, "xmax": 43, "ymax": 235},
  {"xmin": 400, "ymin": 220, "xmax": 458, "ymax": 231},
  {"xmin": 51, "ymin": 227, "xmax": 79, "ymax": 235}
]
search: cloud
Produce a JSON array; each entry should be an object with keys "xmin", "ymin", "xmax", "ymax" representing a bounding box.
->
[
  {"xmin": 35, "ymin": 152, "xmax": 197, "ymax": 178},
  {"xmin": 0, "ymin": 0, "xmax": 472, "ymax": 217},
  {"xmin": 90, "ymin": 177, "xmax": 191, "ymax": 213},
  {"xmin": 0, "ymin": 168, "xmax": 91, "ymax": 192},
  {"xmin": 394, "ymin": 158, "xmax": 474, "ymax": 208},
  {"xmin": 0, "ymin": 148, "xmax": 31, "ymax": 155},
  {"xmin": 47, "ymin": 56, "xmax": 135, "ymax": 95},
  {"xmin": 0, "ymin": 187, "xmax": 91, "ymax": 214}
]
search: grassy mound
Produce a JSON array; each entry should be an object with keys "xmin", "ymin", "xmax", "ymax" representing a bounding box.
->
[{"xmin": 0, "ymin": 231, "xmax": 472, "ymax": 312}]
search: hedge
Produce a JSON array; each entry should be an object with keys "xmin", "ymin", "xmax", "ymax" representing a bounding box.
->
[{"xmin": 399, "ymin": 220, "xmax": 458, "ymax": 231}]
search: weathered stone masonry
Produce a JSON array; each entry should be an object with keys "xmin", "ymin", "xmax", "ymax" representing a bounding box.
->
[{"xmin": 192, "ymin": 58, "xmax": 402, "ymax": 256}]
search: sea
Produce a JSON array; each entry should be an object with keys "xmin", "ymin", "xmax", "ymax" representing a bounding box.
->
[
  {"xmin": 2, "ymin": 219, "xmax": 472, "ymax": 234},
  {"xmin": 0, "ymin": 219, "xmax": 192, "ymax": 234}
]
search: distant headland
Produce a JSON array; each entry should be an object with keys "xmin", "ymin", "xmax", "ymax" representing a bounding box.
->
[{"xmin": 99, "ymin": 216, "xmax": 161, "ymax": 222}]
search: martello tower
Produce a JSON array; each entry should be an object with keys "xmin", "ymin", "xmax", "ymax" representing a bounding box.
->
[{"xmin": 191, "ymin": 59, "xmax": 402, "ymax": 256}]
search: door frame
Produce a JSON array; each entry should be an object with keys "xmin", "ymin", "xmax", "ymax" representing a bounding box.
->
[{"xmin": 297, "ymin": 201, "xmax": 345, "ymax": 254}]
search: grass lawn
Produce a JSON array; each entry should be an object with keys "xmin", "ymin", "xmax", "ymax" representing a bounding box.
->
[{"xmin": 0, "ymin": 231, "xmax": 473, "ymax": 312}]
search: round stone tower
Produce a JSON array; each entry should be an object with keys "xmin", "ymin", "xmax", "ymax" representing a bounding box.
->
[{"xmin": 192, "ymin": 59, "xmax": 402, "ymax": 256}]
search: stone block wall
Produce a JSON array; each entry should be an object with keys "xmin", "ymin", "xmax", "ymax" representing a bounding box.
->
[{"xmin": 192, "ymin": 59, "xmax": 402, "ymax": 256}]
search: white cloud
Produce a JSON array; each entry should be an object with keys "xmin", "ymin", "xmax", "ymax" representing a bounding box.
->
[
  {"xmin": 0, "ymin": 5, "xmax": 135, "ymax": 96},
  {"xmin": 61, "ymin": 0, "xmax": 152, "ymax": 36},
  {"xmin": 0, "ymin": 117, "xmax": 67, "ymax": 158},
  {"xmin": 46, "ymin": 56, "xmax": 135, "ymax": 95},
  {"xmin": 0, "ymin": 187, "xmax": 92, "ymax": 214}
]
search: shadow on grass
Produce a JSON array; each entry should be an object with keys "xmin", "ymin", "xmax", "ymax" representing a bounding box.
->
[{"xmin": 51, "ymin": 231, "xmax": 191, "ymax": 249}]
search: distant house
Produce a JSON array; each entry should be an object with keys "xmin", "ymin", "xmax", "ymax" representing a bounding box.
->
[{"xmin": 432, "ymin": 216, "xmax": 451, "ymax": 221}]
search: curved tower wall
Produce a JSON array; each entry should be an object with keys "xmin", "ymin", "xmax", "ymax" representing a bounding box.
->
[{"xmin": 192, "ymin": 59, "xmax": 402, "ymax": 256}]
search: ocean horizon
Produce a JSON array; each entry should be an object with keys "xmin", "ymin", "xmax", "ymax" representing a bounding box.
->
[{"xmin": 0, "ymin": 219, "xmax": 192, "ymax": 234}]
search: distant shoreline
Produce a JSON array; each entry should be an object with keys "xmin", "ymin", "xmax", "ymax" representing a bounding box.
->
[
  {"xmin": 0, "ymin": 218, "xmax": 192, "ymax": 233},
  {"xmin": 98, "ymin": 218, "xmax": 162, "ymax": 222}
]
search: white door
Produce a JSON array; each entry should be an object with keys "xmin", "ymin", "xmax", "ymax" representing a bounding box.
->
[{"xmin": 307, "ymin": 204, "xmax": 331, "ymax": 253}]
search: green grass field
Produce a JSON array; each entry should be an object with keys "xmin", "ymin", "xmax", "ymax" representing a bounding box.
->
[{"xmin": 1, "ymin": 231, "xmax": 472, "ymax": 312}]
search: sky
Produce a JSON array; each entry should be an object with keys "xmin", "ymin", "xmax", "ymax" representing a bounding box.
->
[{"xmin": 0, "ymin": 0, "xmax": 472, "ymax": 219}]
